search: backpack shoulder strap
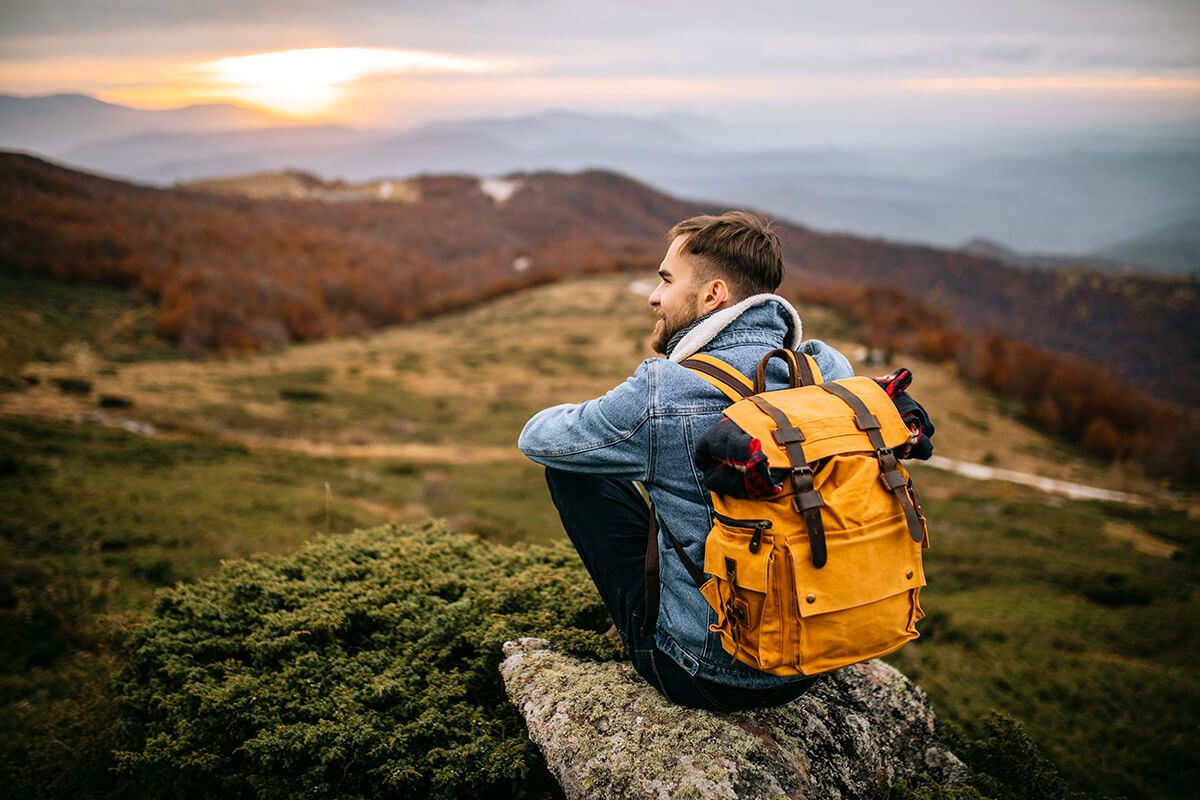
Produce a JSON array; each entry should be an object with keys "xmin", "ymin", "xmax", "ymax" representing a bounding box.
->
[
  {"xmin": 798, "ymin": 352, "xmax": 824, "ymax": 386},
  {"xmin": 683, "ymin": 351, "xmax": 824, "ymax": 400},
  {"xmin": 680, "ymin": 353, "xmax": 754, "ymax": 402},
  {"xmin": 635, "ymin": 480, "xmax": 705, "ymax": 638}
]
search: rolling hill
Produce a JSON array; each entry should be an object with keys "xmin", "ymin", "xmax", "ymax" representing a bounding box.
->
[
  {"xmin": 2, "ymin": 151, "xmax": 1194, "ymax": 401},
  {"xmin": 1, "ymin": 151, "xmax": 1197, "ymax": 483}
]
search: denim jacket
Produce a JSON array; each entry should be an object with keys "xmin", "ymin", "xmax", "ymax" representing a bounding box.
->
[{"xmin": 518, "ymin": 297, "xmax": 854, "ymax": 688}]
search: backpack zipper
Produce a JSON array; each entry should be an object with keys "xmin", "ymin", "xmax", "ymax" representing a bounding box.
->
[
  {"xmin": 714, "ymin": 513, "xmax": 772, "ymax": 553},
  {"xmin": 782, "ymin": 546, "xmax": 798, "ymax": 668}
]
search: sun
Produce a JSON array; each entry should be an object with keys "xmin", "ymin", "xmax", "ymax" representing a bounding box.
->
[{"xmin": 198, "ymin": 47, "xmax": 487, "ymax": 117}]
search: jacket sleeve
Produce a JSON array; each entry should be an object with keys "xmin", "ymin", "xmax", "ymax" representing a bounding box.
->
[
  {"xmin": 517, "ymin": 359, "xmax": 654, "ymax": 480},
  {"xmin": 799, "ymin": 338, "xmax": 854, "ymax": 381}
]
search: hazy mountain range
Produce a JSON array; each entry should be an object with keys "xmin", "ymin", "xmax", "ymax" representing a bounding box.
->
[{"xmin": 3, "ymin": 93, "xmax": 1198, "ymax": 274}]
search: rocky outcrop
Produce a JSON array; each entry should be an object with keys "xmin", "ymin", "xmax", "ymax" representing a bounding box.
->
[{"xmin": 499, "ymin": 638, "xmax": 967, "ymax": 800}]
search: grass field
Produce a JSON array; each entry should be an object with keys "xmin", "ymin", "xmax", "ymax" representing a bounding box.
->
[
  {"xmin": 2, "ymin": 273, "xmax": 1196, "ymax": 798},
  {"xmin": 0, "ymin": 274, "xmax": 176, "ymax": 390}
]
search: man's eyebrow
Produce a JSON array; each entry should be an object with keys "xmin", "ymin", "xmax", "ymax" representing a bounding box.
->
[{"xmin": 658, "ymin": 268, "xmax": 671, "ymax": 279}]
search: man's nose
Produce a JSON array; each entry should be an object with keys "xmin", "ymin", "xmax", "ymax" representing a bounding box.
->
[{"xmin": 648, "ymin": 284, "xmax": 662, "ymax": 307}]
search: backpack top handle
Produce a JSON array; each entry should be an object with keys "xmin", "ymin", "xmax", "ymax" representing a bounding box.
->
[{"xmin": 755, "ymin": 348, "xmax": 816, "ymax": 393}]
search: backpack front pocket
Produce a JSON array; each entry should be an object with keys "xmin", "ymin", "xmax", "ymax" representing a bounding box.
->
[
  {"xmin": 789, "ymin": 512, "xmax": 926, "ymax": 674},
  {"xmin": 700, "ymin": 516, "xmax": 790, "ymax": 671}
]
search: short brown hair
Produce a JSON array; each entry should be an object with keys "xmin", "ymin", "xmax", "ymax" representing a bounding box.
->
[{"xmin": 667, "ymin": 211, "xmax": 784, "ymax": 299}]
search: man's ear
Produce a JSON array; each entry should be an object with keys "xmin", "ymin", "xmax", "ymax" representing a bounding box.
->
[{"xmin": 699, "ymin": 278, "xmax": 731, "ymax": 313}]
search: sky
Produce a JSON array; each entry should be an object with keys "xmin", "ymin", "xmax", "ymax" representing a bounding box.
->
[{"xmin": 1, "ymin": 1, "xmax": 1198, "ymax": 143}]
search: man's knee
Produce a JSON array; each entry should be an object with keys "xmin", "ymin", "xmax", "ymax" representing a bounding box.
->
[{"xmin": 543, "ymin": 468, "xmax": 646, "ymax": 522}]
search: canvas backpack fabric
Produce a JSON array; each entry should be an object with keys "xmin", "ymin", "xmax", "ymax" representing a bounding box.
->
[{"xmin": 678, "ymin": 348, "xmax": 930, "ymax": 677}]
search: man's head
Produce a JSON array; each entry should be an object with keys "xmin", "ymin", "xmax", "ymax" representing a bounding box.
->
[{"xmin": 648, "ymin": 211, "xmax": 784, "ymax": 354}]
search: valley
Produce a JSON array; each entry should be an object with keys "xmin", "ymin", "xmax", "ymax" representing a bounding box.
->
[{"xmin": 2, "ymin": 273, "xmax": 1197, "ymax": 798}]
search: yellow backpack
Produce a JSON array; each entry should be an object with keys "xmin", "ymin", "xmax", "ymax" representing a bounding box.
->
[{"xmin": 681, "ymin": 348, "xmax": 930, "ymax": 676}]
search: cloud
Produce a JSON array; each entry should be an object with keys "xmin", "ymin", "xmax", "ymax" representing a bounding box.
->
[{"xmin": 2, "ymin": 0, "xmax": 1197, "ymax": 135}]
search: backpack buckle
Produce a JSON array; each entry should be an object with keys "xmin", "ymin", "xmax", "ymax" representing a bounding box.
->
[
  {"xmin": 880, "ymin": 469, "xmax": 907, "ymax": 492},
  {"xmin": 789, "ymin": 464, "xmax": 815, "ymax": 493},
  {"xmin": 854, "ymin": 412, "xmax": 881, "ymax": 431},
  {"xmin": 773, "ymin": 427, "xmax": 805, "ymax": 446},
  {"xmin": 793, "ymin": 489, "xmax": 824, "ymax": 514}
]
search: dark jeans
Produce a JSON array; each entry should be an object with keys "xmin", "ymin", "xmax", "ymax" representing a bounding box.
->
[{"xmin": 544, "ymin": 467, "xmax": 819, "ymax": 712}]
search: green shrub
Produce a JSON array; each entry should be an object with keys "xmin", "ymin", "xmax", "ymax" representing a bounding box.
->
[
  {"xmin": 114, "ymin": 522, "xmax": 619, "ymax": 800},
  {"xmin": 112, "ymin": 522, "xmax": 1099, "ymax": 800},
  {"xmin": 894, "ymin": 714, "xmax": 1112, "ymax": 800},
  {"xmin": 955, "ymin": 713, "xmax": 1111, "ymax": 800}
]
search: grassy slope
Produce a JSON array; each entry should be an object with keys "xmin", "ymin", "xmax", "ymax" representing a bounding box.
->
[
  {"xmin": 1, "ymin": 274, "xmax": 1197, "ymax": 799},
  {"xmin": 0, "ymin": 273, "xmax": 176, "ymax": 388}
]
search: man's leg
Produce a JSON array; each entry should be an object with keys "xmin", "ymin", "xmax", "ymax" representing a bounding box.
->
[
  {"xmin": 544, "ymin": 467, "xmax": 818, "ymax": 712},
  {"xmin": 543, "ymin": 467, "xmax": 719, "ymax": 707},
  {"xmin": 543, "ymin": 467, "xmax": 650, "ymax": 651}
]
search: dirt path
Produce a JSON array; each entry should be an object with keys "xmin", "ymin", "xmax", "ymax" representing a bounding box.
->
[
  {"xmin": 1, "ymin": 406, "xmax": 525, "ymax": 466},
  {"xmin": 245, "ymin": 427, "xmax": 1150, "ymax": 506},
  {"xmin": 228, "ymin": 431, "xmax": 526, "ymax": 464},
  {"xmin": 917, "ymin": 454, "xmax": 1143, "ymax": 504}
]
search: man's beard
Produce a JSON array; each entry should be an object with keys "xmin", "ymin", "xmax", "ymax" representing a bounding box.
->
[{"xmin": 650, "ymin": 292, "xmax": 700, "ymax": 355}]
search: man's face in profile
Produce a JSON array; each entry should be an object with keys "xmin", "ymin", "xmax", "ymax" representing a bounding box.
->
[{"xmin": 648, "ymin": 235, "xmax": 705, "ymax": 354}]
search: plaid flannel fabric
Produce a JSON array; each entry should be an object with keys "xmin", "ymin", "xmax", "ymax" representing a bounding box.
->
[
  {"xmin": 871, "ymin": 367, "xmax": 935, "ymax": 459},
  {"xmin": 695, "ymin": 418, "xmax": 783, "ymax": 499}
]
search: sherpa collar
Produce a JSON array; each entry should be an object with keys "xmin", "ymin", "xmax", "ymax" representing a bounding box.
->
[
  {"xmin": 667, "ymin": 293, "xmax": 803, "ymax": 363},
  {"xmin": 663, "ymin": 309, "xmax": 716, "ymax": 358}
]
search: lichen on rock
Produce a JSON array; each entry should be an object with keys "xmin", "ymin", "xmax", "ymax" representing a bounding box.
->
[{"xmin": 500, "ymin": 637, "xmax": 968, "ymax": 800}]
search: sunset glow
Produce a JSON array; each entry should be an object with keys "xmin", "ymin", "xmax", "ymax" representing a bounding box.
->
[{"xmin": 192, "ymin": 47, "xmax": 489, "ymax": 116}]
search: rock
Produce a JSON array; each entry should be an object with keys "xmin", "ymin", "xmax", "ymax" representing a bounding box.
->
[{"xmin": 500, "ymin": 637, "xmax": 968, "ymax": 800}]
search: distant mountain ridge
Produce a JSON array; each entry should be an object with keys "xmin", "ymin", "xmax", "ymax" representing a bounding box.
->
[
  {"xmin": 0, "ymin": 93, "xmax": 285, "ymax": 157},
  {"xmin": 959, "ymin": 237, "xmax": 1130, "ymax": 273},
  {"xmin": 1093, "ymin": 205, "xmax": 1200, "ymax": 275},
  {"xmin": 4, "ymin": 94, "xmax": 1198, "ymax": 267}
]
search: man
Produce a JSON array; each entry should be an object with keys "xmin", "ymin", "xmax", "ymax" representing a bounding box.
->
[{"xmin": 517, "ymin": 211, "xmax": 855, "ymax": 712}]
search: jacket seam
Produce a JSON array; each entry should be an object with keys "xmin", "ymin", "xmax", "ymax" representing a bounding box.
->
[{"xmin": 647, "ymin": 361, "xmax": 658, "ymax": 479}]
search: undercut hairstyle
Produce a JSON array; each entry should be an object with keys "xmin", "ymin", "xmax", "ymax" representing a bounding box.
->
[{"xmin": 667, "ymin": 211, "xmax": 784, "ymax": 299}]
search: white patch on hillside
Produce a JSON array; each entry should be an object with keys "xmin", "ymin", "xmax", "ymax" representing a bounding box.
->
[
  {"xmin": 480, "ymin": 178, "xmax": 522, "ymax": 204},
  {"xmin": 918, "ymin": 455, "xmax": 1143, "ymax": 504},
  {"xmin": 512, "ymin": 255, "xmax": 532, "ymax": 273}
]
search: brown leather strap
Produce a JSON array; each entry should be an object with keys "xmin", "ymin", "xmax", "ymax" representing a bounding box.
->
[
  {"xmin": 641, "ymin": 507, "xmax": 660, "ymax": 638},
  {"xmin": 748, "ymin": 395, "xmax": 828, "ymax": 568},
  {"xmin": 818, "ymin": 382, "xmax": 925, "ymax": 543},
  {"xmin": 641, "ymin": 499, "xmax": 706, "ymax": 638},
  {"xmin": 754, "ymin": 348, "xmax": 801, "ymax": 393},
  {"xmin": 793, "ymin": 353, "xmax": 816, "ymax": 387},
  {"xmin": 909, "ymin": 481, "xmax": 930, "ymax": 548},
  {"xmin": 666, "ymin": 518, "xmax": 707, "ymax": 586},
  {"xmin": 685, "ymin": 353, "xmax": 755, "ymax": 390},
  {"xmin": 681, "ymin": 357, "xmax": 752, "ymax": 400}
]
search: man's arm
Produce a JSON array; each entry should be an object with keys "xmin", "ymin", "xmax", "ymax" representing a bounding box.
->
[
  {"xmin": 799, "ymin": 338, "xmax": 854, "ymax": 381},
  {"xmin": 517, "ymin": 359, "xmax": 655, "ymax": 480}
]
